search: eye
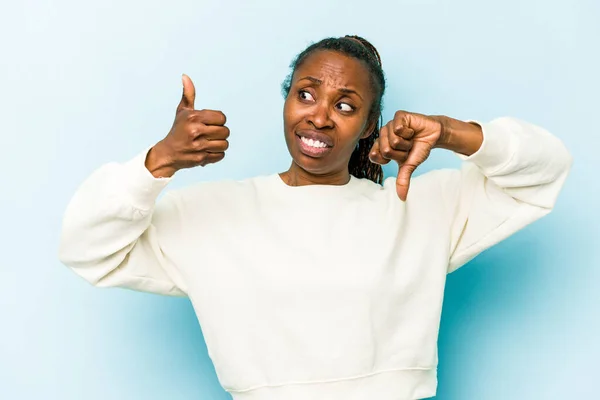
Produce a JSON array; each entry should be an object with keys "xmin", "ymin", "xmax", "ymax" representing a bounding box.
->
[
  {"xmin": 298, "ymin": 90, "xmax": 315, "ymax": 102},
  {"xmin": 337, "ymin": 102, "xmax": 355, "ymax": 112}
]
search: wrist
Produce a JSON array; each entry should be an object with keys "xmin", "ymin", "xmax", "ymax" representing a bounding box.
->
[
  {"xmin": 145, "ymin": 143, "xmax": 177, "ymax": 178},
  {"xmin": 434, "ymin": 116, "xmax": 483, "ymax": 156}
]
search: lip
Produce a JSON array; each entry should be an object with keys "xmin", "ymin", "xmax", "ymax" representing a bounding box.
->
[
  {"xmin": 295, "ymin": 130, "xmax": 334, "ymax": 147},
  {"xmin": 295, "ymin": 134, "xmax": 333, "ymax": 158}
]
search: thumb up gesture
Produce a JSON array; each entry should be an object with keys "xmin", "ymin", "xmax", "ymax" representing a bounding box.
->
[{"xmin": 145, "ymin": 74, "xmax": 230, "ymax": 178}]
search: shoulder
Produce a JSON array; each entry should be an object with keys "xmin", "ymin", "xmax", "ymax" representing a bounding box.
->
[{"xmin": 163, "ymin": 175, "xmax": 270, "ymax": 207}]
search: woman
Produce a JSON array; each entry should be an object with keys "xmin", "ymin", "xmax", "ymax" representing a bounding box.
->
[{"xmin": 58, "ymin": 35, "xmax": 572, "ymax": 399}]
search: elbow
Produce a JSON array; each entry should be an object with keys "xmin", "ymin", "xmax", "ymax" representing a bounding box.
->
[
  {"xmin": 556, "ymin": 138, "xmax": 574, "ymax": 175},
  {"xmin": 553, "ymin": 129, "xmax": 574, "ymax": 178},
  {"xmin": 536, "ymin": 137, "xmax": 573, "ymax": 210},
  {"xmin": 57, "ymin": 227, "xmax": 106, "ymax": 287},
  {"xmin": 57, "ymin": 243, "xmax": 99, "ymax": 287}
]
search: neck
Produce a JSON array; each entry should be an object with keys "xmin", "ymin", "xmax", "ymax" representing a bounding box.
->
[{"xmin": 280, "ymin": 162, "xmax": 351, "ymax": 187}]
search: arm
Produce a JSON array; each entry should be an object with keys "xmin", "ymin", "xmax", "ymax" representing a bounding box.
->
[
  {"xmin": 441, "ymin": 117, "xmax": 573, "ymax": 272},
  {"xmin": 58, "ymin": 148, "xmax": 188, "ymax": 296},
  {"xmin": 58, "ymin": 74, "xmax": 231, "ymax": 294},
  {"xmin": 370, "ymin": 111, "xmax": 572, "ymax": 273}
]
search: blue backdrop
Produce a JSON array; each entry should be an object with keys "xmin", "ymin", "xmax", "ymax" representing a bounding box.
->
[{"xmin": 1, "ymin": 0, "xmax": 598, "ymax": 398}]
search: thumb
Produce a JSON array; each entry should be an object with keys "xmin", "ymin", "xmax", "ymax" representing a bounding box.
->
[
  {"xmin": 396, "ymin": 163, "xmax": 416, "ymax": 202},
  {"xmin": 395, "ymin": 142, "xmax": 431, "ymax": 201},
  {"xmin": 177, "ymin": 74, "xmax": 196, "ymax": 112}
]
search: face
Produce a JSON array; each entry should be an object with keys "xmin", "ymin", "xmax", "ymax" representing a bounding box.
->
[{"xmin": 283, "ymin": 50, "xmax": 376, "ymax": 178}]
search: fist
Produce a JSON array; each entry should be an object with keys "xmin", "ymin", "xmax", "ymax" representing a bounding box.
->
[
  {"xmin": 145, "ymin": 74, "xmax": 230, "ymax": 178},
  {"xmin": 369, "ymin": 111, "xmax": 443, "ymax": 201}
]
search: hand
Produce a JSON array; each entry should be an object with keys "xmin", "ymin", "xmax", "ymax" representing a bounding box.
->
[
  {"xmin": 145, "ymin": 74, "xmax": 230, "ymax": 178},
  {"xmin": 369, "ymin": 110, "xmax": 444, "ymax": 201}
]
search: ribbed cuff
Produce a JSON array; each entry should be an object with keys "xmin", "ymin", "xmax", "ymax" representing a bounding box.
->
[
  {"xmin": 456, "ymin": 117, "xmax": 517, "ymax": 175},
  {"xmin": 122, "ymin": 146, "xmax": 173, "ymax": 211}
]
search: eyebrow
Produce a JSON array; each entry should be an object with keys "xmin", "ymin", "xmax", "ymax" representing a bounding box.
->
[{"xmin": 298, "ymin": 76, "xmax": 363, "ymax": 101}]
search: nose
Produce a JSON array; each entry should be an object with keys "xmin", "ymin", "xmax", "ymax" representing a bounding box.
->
[{"xmin": 307, "ymin": 102, "xmax": 334, "ymax": 129}]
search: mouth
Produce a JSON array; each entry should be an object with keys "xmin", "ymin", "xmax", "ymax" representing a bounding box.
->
[{"xmin": 295, "ymin": 131, "xmax": 334, "ymax": 158}]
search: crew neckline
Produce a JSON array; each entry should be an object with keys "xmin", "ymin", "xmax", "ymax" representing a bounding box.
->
[{"xmin": 273, "ymin": 173, "xmax": 358, "ymax": 190}]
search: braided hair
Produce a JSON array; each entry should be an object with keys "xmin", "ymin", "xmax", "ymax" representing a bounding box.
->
[{"xmin": 281, "ymin": 35, "xmax": 386, "ymax": 184}]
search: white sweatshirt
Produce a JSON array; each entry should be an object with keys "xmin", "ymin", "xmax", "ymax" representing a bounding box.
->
[{"xmin": 58, "ymin": 117, "xmax": 572, "ymax": 400}]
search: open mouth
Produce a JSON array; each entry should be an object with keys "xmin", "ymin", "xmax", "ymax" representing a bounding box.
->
[
  {"xmin": 297, "ymin": 134, "xmax": 331, "ymax": 149},
  {"xmin": 295, "ymin": 134, "xmax": 333, "ymax": 157}
]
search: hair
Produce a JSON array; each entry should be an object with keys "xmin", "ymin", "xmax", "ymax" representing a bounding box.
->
[{"xmin": 281, "ymin": 35, "xmax": 386, "ymax": 184}]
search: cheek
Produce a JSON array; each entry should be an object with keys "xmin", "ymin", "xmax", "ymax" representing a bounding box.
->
[
  {"xmin": 283, "ymin": 99, "xmax": 303, "ymax": 129},
  {"xmin": 282, "ymin": 99, "xmax": 293, "ymax": 126},
  {"xmin": 340, "ymin": 116, "xmax": 369, "ymax": 141}
]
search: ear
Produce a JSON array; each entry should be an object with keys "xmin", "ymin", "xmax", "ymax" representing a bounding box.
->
[{"xmin": 360, "ymin": 113, "xmax": 379, "ymax": 139}]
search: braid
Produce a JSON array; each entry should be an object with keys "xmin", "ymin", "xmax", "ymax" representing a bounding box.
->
[
  {"xmin": 281, "ymin": 35, "xmax": 386, "ymax": 185},
  {"xmin": 344, "ymin": 35, "xmax": 383, "ymax": 67},
  {"xmin": 349, "ymin": 125, "xmax": 383, "ymax": 184},
  {"xmin": 343, "ymin": 35, "xmax": 384, "ymax": 184}
]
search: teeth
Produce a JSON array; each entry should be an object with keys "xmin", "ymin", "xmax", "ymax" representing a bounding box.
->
[{"xmin": 301, "ymin": 136, "xmax": 327, "ymax": 148}]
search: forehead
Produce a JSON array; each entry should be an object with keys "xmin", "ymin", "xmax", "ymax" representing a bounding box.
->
[{"xmin": 294, "ymin": 50, "xmax": 371, "ymax": 90}]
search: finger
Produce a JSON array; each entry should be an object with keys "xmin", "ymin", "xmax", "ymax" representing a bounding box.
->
[
  {"xmin": 377, "ymin": 123, "xmax": 392, "ymax": 160},
  {"xmin": 393, "ymin": 110, "xmax": 420, "ymax": 136},
  {"xmin": 396, "ymin": 163, "xmax": 415, "ymax": 201},
  {"xmin": 190, "ymin": 124, "xmax": 230, "ymax": 140},
  {"xmin": 204, "ymin": 139, "xmax": 229, "ymax": 153},
  {"xmin": 177, "ymin": 74, "xmax": 196, "ymax": 113},
  {"xmin": 389, "ymin": 130, "xmax": 413, "ymax": 152},
  {"xmin": 200, "ymin": 152, "xmax": 225, "ymax": 166},
  {"xmin": 393, "ymin": 126, "xmax": 415, "ymax": 142},
  {"xmin": 395, "ymin": 142, "xmax": 432, "ymax": 201},
  {"xmin": 186, "ymin": 109, "xmax": 227, "ymax": 126},
  {"xmin": 368, "ymin": 138, "xmax": 390, "ymax": 165},
  {"xmin": 378, "ymin": 123, "xmax": 410, "ymax": 163},
  {"xmin": 188, "ymin": 138, "xmax": 229, "ymax": 153}
]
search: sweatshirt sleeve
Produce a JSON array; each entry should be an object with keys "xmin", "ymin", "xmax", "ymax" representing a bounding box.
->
[
  {"xmin": 58, "ymin": 148, "xmax": 188, "ymax": 296},
  {"xmin": 444, "ymin": 117, "xmax": 572, "ymax": 273}
]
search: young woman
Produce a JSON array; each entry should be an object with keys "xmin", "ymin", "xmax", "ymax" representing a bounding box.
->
[{"xmin": 58, "ymin": 35, "xmax": 572, "ymax": 399}]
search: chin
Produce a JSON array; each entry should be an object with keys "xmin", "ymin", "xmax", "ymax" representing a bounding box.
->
[
  {"xmin": 292, "ymin": 153, "xmax": 326, "ymax": 173},
  {"xmin": 291, "ymin": 151, "xmax": 346, "ymax": 178}
]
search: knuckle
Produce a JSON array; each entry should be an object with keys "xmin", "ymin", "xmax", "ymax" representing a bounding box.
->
[
  {"xmin": 187, "ymin": 128, "xmax": 197, "ymax": 139},
  {"xmin": 193, "ymin": 139, "xmax": 207, "ymax": 151},
  {"xmin": 381, "ymin": 147, "xmax": 393, "ymax": 157},
  {"xmin": 195, "ymin": 152, "xmax": 207, "ymax": 163},
  {"xmin": 194, "ymin": 125, "xmax": 209, "ymax": 138},
  {"xmin": 394, "ymin": 110, "xmax": 408, "ymax": 124},
  {"xmin": 185, "ymin": 111, "xmax": 196, "ymax": 121}
]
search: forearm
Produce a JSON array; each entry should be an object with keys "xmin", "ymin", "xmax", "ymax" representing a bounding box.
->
[
  {"xmin": 434, "ymin": 116, "xmax": 484, "ymax": 157},
  {"xmin": 442, "ymin": 116, "xmax": 571, "ymax": 209}
]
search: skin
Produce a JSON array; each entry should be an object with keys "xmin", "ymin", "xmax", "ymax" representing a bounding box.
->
[
  {"xmin": 277, "ymin": 49, "xmax": 484, "ymax": 200},
  {"xmin": 146, "ymin": 50, "xmax": 484, "ymax": 201},
  {"xmin": 279, "ymin": 50, "xmax": 377, "ymax": 187},
  {"xmin": 145, "ymin": 74, "xmax": 230, "ymax": 179}
]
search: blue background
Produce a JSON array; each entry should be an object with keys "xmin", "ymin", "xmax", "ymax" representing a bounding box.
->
[{"xmin": 1, "ymin": 0, "xmax": 598, "ymax": 398}]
